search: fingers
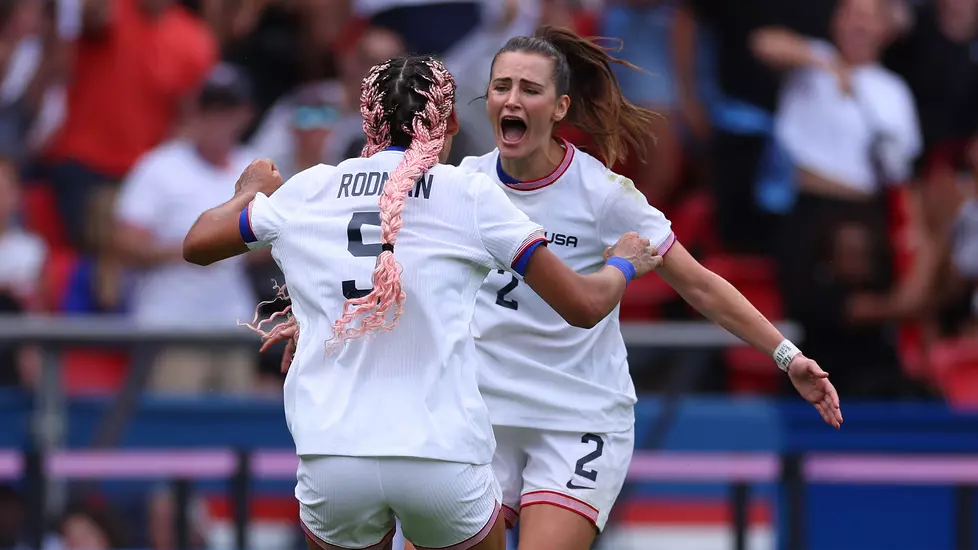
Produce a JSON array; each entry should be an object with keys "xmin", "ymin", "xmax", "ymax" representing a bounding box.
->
[{"xmin": 281, "ymin": 341, "xmax": 295, "ymax": 374}]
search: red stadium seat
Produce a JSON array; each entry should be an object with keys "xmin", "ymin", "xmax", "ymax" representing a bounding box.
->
[
  {"xmin": 669, "ymin": 190, "xmax": 721, "ymax": 256},
  {"xmin": 701, "ymin": 254, "xmax": 783, "ymax": 319},
  {"xmin": 40, "ymin": 248, "xmax": 79, "ymax": 312},
  {"xmin": 700, "ymin": 254, "xmax": 784, "ymax": 394},
  {"xmin": 930, "ymin": 339, "xmax": 978, "ymax": 408},
  {"xmin": 725, "ymin": 347, "xmax": 781, "ymax": 394},
  {"xmin": 620, "ymin": 274, "xmax": 674, "ymax": 321},
  {"xmin": 21, "ymin": 183, "xmax": 68, "ymax": 249},
  {"xmin": 63, "ymin": 350, "xmax": 129, "ymax": 395}
]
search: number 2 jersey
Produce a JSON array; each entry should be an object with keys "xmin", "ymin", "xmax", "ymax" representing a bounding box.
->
[
  {"xmin": 460, "ymin": 140, "xmax": 676, "ymax": 434},
  {"xmin": 245, "ymin": 149, "xmax": 545, "ymax": 464}
]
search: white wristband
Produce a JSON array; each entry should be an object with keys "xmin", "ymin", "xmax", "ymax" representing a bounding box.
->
[{"xmin": 773, "ymin": 339, "xmax": 801, "ymax": 372}]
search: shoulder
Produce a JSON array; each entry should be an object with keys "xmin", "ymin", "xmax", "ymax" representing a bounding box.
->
[
  {"xmin": 136, "ymin": 140, "xmax": 188, "ymax": 169},
  {"xmin": 569, "ymin": 147, "xmax": 626, "ymax": 198},
  {"xmin": 868, "ymin": 65, "xmax": 915, "ymax": 101},
  {"xmin": 124, "ymin": 141, "xmax": 187, "ymax": 186},
  {"xmin": 431, "ymin": 163, "xmax": 496, "ymax": 194},
  {"xmin": 457, "ymin": 151, "xmax": 498, "ymax": 174},
  {"xmin": 806, "ymin": 39, "xmax": 838, "ymax": 64},
  {"xmin": 569, "ymin": 146, "xmax": 611, "ymax": 178},
  {"xmin": 291, "ymin": 162, "xmax": 336, "ymax": 180}
]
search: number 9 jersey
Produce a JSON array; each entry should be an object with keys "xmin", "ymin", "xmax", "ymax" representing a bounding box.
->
[{"xmin": 245, "ymin": 149, "xmax": 545, "ymax": 465}]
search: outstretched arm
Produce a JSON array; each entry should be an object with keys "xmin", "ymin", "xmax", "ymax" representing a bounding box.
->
[
  {"xmin": 657, "ymin": 242, "xmax": 843, "ymax": 428},
  {"xmin": 523, "ymin": 233, "xmax": 662, "ymax": 329}
]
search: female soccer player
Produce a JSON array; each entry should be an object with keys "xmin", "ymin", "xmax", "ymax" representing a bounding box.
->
[
  {"xmin": 455, "ymin": 27, "xmax": 844, "ymax": 550},
  {"xmin": 182, "ymin": 55, "xmax": 661, "ymax": 550}
]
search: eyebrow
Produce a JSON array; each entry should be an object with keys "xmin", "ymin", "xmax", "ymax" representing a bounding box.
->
[{"xmin": 491, "ymin": 76, "xmax": 546, "ymax": 88}]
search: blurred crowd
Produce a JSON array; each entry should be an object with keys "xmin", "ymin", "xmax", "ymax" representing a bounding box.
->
[{"xmin": 0, "ymin": 0, "xmax": 976, "ymax": 408}]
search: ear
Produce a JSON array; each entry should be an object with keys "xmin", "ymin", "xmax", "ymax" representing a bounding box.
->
[
  {"xmin": 446, "ymin": 107, "xmax": 460, "ymax": 136},
  {"xmin": 552, "ymin": 94, "xmax": 570, "ymax": 124}
]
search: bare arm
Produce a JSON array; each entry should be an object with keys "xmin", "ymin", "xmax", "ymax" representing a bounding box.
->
[
  {"xmin": 523, "ymin": 248, "xmax": 629, "ymax": 329},
  {"xmin": 656, "ymin": 241, "xmax": 785, "ymax": 354},
  {"xmin": 522, "ymin": 233, "xmax": 659, "ymax": 329},
  {"xmin": 184, "ymin": 159, "xmax": 284, "ymax": 266},
  {"xmin": 183, "ymin": 192, "xmax": 254, "ymax": 266},
  {"xmin": 750, "ymin": 26, "xmax": 830, "ymax": 71}
]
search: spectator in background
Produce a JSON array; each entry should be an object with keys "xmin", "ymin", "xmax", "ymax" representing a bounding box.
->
[
  {"xmin": 146, "ymin": 486, "xmax": 210, "ymax": 550},
  {"xmin": 677, "ymin": 0, "xmax": 834, "ymax": 253},
  {"xmin": 0, "ymin": 485, "xmax": 26, "ymax": 549},
  {"xmin": 753, "ymin": 0, "xmax": 926, "ymax": 322},
  {"xmin": 249, "ymin": 81, "xmax": 345, "ymax": 180},
  {"xmin": 885, "ymin": 0, "xmax": 978, "ymax": 174},
  {"xmin": 43, "ymin": 0, "xmax": 216, "ymax": 253},
  {"xmin": 0, "ymin": 0, "xmax": 64, "ymax": 166},
  {"xmin": 214, "ymin": 0, "xmax": 349, "ymax": 138},
  {"xmin": 355, "ymin": 0, "xmax": 482, "ymax": 57},
  {"xmin": 0, "ymin": 157, "xmax": 45, "ymax": 389},
  {"xmin": 799, "ymin": 214, "xmax": 929, "ymax": 397},
  {"xmin": 113, "ymin": 63, "xmax": 259, "ymax": 395},
  {"xmin": 56, "ymin": 503, "xmax": 128, "ymax": 550},
  {"xmin": 601, "ymin": 0, "xmax": 684, "ymax": 204},
  {"xmin": 317, "ymin": 24, "xmax": 406, "ymax": 163}
]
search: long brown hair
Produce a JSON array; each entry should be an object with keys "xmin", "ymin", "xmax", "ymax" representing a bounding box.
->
[{"xmin": 491, "ymin": 26, "xmax": 657, "ymax": 168}]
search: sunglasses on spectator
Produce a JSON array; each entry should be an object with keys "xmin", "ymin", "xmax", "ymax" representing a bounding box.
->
[{"xmin": 293, "ymin": 105, "xmax": 339, "ymax": 130}]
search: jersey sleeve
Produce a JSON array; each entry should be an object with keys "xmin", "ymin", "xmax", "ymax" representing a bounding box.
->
[
  {"xmin": 598, "ymin": 173, "xmax": 676, "ymax": 256},
  {"xmin": 474, "ymin": 175, "xmax": 546, "ymax": 279},
  {"xmin": 243, "ymin": 163, "xmax": 333, "ymax": 250}
]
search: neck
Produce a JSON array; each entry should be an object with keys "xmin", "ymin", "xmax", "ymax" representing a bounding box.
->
[{"xmin": 499, "ymin": 138, "xmax": 566, "ymax": 182}]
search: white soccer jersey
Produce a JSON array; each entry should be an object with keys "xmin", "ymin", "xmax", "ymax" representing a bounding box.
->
[
  {"xmin": 245, "ymin": 149, "xmax": 545, "ymax": 464},
  {"xmin": 460, "ymin": 140, "xmax": 676, "ymax": 434}
]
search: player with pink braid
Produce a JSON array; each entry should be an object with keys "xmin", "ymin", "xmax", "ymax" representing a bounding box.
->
[{"xmin": 183, "ymin": 54, "xmax": 662, "ymax": 550}]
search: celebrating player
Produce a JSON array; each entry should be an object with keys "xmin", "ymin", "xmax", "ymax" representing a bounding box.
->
[
  {"xmin": 182, "ymin": 55, "xmax": 662, "ymax": 550},
  {"xmin": 454, "ymin": 27, "xmax": 844, "ymax": 550}
]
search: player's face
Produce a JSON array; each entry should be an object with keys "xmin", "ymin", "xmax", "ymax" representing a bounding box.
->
[{"xmin": 487, "ymin": 51, "xmax": 570, "ymax": 160}]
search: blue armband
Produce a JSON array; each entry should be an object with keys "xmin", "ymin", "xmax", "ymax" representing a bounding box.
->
[
  {"xmin": 239, "ymin": 205, "xmax": 257, "ymax": 244},
  {"xmin": 605, "ymin": 257, "xmax": 636, "ymax": 285}
]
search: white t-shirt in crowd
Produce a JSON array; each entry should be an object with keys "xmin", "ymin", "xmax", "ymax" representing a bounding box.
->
[
  {"xmin": 0, "ymin": 228, "xmax": 46, "ymax": 300},
  {"xmin": 775, "ymin": 40, "xmax": 921, "ymax": 194},
  {"xmin": 115, "ymin": 140, "xmax": 257, "ymax": 328},
  {"xmin": 460, "ymin": 141, "xmax": 675, "ymax": 434},
  {"xmin": 245, "ymin": 151, "xmax": 544, "ymax": 463}
]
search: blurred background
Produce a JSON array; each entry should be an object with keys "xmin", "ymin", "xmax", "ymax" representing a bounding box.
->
[{"xmin": 0, "ymin": 0, "xmax": 977, "ymax": 548}]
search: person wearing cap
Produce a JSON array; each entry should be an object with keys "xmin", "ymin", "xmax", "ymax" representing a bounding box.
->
[{"xmin": 112, "ymin": 63, "xmax": 263, "ymax": 395}]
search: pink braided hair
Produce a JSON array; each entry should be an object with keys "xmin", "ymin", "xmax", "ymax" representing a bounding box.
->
[
  {"xmin": 360, "ymin": 60, "xmax": 394, "ymax": 157},
  {"xmin": 235, "ymin": 62, "xmax": 400, "ymax": 347},
  {"xmin": 238, "ymin": 280, "xmax": 292, "ymax": 339},
  {"xmin": 327, "ymin": 57, "xmax": 456, "ymax": 351}
]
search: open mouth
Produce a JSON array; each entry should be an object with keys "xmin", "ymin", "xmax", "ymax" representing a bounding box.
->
[{"xmin": 500, "ymin": 116, "xmax": 528, "ymax": 145}]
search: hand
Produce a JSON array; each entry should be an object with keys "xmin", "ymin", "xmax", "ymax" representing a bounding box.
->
[
  {"xmin": 259, "ymin": 317, "xmax": 299, "ymax": 373},
  {"xmin": 235, "ymin": 159, "xmax": 283, "ymax": 198},
  {"xmin": 787, "ymin": 355, "xmax": 843, "ymax": 428},
  {"xmin": 606, "ymin": 232, "xmax": 664, "ymax": 277}
]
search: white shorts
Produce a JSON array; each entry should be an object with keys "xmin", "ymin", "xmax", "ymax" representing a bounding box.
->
[
  {"xmin": 297, "ymin": 455, "xmax": 502, "ymax": 550},
  {"xmin": 491, "ymin": 426, "xmax": 634, "ymax": 532}
]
